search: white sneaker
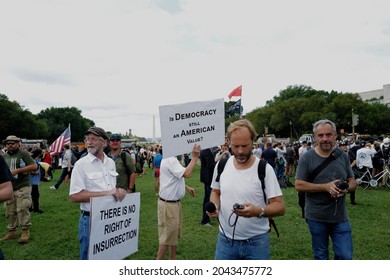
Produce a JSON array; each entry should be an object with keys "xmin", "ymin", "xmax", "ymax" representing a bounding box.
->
[
  {"xmin": 202, "ymin": 223, "xmax": 213, "ymax": 227},
  {"xmin": 49, "ymin": 186, "xmax": 57, "ymax": 190}
]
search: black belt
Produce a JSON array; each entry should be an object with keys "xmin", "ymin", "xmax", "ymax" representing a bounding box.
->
[
  {"xmin": 81, "ymin": 210, "xmax": 90, "ymax": 216},
  {"xmin": 159, "ymin": 197, "xmax": 181, "ymax": 203}
]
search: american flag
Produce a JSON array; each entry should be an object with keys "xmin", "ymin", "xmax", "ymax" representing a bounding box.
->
[{"xmin": 49, "ymin": 126, "xmax": 71, "ymax": 155}]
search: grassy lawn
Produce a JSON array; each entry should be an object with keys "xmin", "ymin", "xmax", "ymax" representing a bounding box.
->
[{"xmin": 1, "ymin": 164, "xmax": 390, "ymax": 260}]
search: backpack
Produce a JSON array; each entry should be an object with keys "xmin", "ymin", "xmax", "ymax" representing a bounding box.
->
[
  {"xmin": 382, "ymin": 144, "xmax": 390, "ymax": 158},
  {"xmin": 278, "ymin": 175, "xmax": 293, "ymax": 189},
  {"xmin": 216, "ymin": 157, "xmax": 280, "ymax": 237},
  {"xmin": 120, "ymin": 151, "xmax": 137, "ymax": 193},
  {"xmin": 120, "ymin": 151, "xmax": 132, "ymax": 177},
  {"xmin": 133, "ymin": 152, "xmax": 144, "ymax": 174}
]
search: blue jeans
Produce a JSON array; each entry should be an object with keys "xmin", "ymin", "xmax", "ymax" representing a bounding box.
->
[
  {"xmin": 306, "ymin": 219, "xmax": 353, "ymax": 260},
  {"xmin": 215, "ymin": 231, "xmax": 270, "ymax": 260},
  {"xmin": 78, "ymin": 214, "xmax": 90, "ymax": 260},
  {"xmin": 276, "ymin": 164, "xmax": 285, "ymax": 178}
]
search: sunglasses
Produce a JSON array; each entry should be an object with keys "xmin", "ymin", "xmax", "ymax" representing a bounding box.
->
[{"xmin": 6, "ymin": 142, "xmax": 16, "ymax": 145}]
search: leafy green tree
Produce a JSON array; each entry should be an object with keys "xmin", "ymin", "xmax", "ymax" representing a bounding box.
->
[
  {"xmin": 0, "ymin": 94, "xmax": 48, "ymax": 141},
  {"xmin": 245, "ymin": 85, "xmax": 390, "ymax": 140},
  {"xmin": 37, "ymin": 107, "xmax": 94, "ymax": 142}
]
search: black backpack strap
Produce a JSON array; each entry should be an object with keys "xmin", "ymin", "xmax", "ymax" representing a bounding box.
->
[
  {"xmin": 258, "ymin": 159, "xmax": 267, "ymax": 196},
  {"xmin": 215, "ymin": 156, "xmax": 229, "ymax": 182},
  {"xmin": 258, "ymin": 159, "xmax": 279, "ymax": 237}
]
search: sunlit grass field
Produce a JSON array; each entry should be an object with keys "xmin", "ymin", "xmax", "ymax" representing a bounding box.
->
[{"xmin": 1, "ymin": 163, "xmax": 390, "ymax": 260}]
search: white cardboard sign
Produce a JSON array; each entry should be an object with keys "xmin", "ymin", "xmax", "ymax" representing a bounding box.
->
[
  {"xmin": 159, "ymin": 98, "xmax": 225, "ymax": 158},
  {"xmin": 88, "ymin": 193, "xmax": 140, "ymax": 260}
]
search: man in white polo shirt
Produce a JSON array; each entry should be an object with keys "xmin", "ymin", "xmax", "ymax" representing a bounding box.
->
[{"xmin": 69, "ymin": 127, "xmax": 126, "ymax": 260}]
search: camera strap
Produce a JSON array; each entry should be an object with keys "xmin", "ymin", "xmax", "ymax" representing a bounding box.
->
[{"xmin": 307, "ymin": 147, "xmax": 342, "ymax": 182}]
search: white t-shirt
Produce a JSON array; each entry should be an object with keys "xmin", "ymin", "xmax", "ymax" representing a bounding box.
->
[
  {"xmin": 356, "ymin": 147, "xmax": 376, "ymax": 169},
  {"xmin": 69, "ymin": 153, "xmax": 117, "ymax": 212},
  {"xmin": 298, "ymin": 146, "xmax": 307, "ymax": 158},
  {"xmin": 211, "ymin": 156, "xmax": 283, "ymax": 240},
  {"xmin": 159, "ymin": 157, "xmax": 186, "ymax": 201}
]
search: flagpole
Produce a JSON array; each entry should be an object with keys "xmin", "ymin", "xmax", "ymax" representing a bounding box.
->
[
  {"xmin": 240, "ymin": 85, "xmax": 243, "ymax": 118},
  {"xmin": 68, "ymin": 123, "xmax": 71, "ymax": 144}
]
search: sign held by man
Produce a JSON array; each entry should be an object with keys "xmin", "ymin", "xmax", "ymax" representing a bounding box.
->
[{"xmin": 159, "ymin": 98, "xmax": 225, "ymax": 158}]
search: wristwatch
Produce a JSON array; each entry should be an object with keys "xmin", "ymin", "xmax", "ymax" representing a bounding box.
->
[{"xmin": 258, "ymin": 207, "xmax": 266, "ymax": 218}]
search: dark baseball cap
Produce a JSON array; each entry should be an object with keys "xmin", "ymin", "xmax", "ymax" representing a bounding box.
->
[
  {"xmin": 110, "ymin": 134, "xmax": 121, "ymax": 141},
  {"xmin": 85, "ymin": 127, "xmax": 108, "ymax": 140}
]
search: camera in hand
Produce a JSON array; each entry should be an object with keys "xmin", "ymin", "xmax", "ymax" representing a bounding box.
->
[
  {"xmin": 205, "ymin": 202, "xmax": 216, "ymax": 213},
  {"xmin": 335, "ymin": 180, "xmax": 349, "ymax": 190},
  {"xmin": 233, "ymin": 203, "xmax": 245, "ymax": 209}
]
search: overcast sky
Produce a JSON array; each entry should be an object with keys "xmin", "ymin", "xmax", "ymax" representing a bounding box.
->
[{"xmin": 1, "ymin": 0, "xmax": 390, "ymax": 139}]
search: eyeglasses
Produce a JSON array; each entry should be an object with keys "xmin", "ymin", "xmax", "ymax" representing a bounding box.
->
[
  {"xmin": 84, "ymin": 137, "xmax": 103, "ymax": 143},
  {"xmin": 6, "ymin": 142, "xmax": 16, "ymax": 145},
  {"xmin": 110, "ymin": 139, "xmax": 121, "ymax": 142}
]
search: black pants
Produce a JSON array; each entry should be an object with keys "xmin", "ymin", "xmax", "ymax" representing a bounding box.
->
[
  {"xmin": 349, "ymin": 190, "xmax": 356, "ymax": 203},
  {"xmin": 201, "ymin": 183, "xmax": 212, "ymax": 225},
  {"xmin": 54, "ymin": 168, "xmax": 71, "ymax": 189},
  {"xmin": 31, "ymin": 184, "xmax": 40, "ymax": 211}
]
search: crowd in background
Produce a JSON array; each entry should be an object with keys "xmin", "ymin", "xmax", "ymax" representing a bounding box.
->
[{"xmin": 1, "ymin": 127, "xmax": 390, "ymax": 260}]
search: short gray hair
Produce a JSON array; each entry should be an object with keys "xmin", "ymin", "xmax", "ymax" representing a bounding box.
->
[{"xmin": 312, "ymin": 119, "xmax": 337, "ymax": 135}]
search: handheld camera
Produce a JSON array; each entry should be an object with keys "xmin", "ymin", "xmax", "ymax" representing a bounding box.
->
[
  {"xmin": 335, "ymin": 180, "xmax": 349, "ymax": 190},
  {"xmin": 233, "ymin": 203, "xmax": 245, "ymax": 209}
]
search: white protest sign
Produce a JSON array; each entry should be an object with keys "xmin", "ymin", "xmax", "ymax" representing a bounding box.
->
[
  {"xmin": 88, "ymin": 193, "xmax": 140, "ymax": 260},
  {"xmin": 159, "ymin": 98, "xmax": 225, "ymax": 158}
]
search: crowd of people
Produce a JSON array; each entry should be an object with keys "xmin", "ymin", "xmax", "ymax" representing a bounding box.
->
[{"xmin": 1, "ymin": 118, "xmax": 389, "ymax": 260}]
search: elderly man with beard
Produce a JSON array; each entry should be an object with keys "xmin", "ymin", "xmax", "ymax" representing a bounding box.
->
[
  {"xmin": 69, "ymin": 127, "xmax": 126, "ymax": 260},
  {"xmin": 208, "ymin": 119, "xmax": 285, "ymax": 260},
  {"xmin": 295, "ymin": 119, "xmax": 357, "ymax": 260}
]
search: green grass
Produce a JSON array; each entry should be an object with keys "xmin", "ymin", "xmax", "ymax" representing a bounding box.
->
[{"xmin": 1, "ymin": 164, "xmax": 390, "ymax": 260}]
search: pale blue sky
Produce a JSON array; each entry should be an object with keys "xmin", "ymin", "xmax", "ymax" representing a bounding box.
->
[{"xmin": 1, "ymin": 0, "xmax": 390, "ymax": 138}]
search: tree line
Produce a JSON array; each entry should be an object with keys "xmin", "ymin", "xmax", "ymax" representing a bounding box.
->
[
  {"xmin": 225, "ymin": 84, "xmax": 390, "ymax": 140},
  {"xmin": 0, "ymin": 94, "xmax": 94, "ymax": 143},
  {"xmin": 2, "ymin": 84, "xmax": 390, "ymax": 144}
]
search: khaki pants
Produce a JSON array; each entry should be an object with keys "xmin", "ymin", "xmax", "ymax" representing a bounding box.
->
[{"xmin": 4, "ymin": 186, "xmax": 32, "ymax": 231}]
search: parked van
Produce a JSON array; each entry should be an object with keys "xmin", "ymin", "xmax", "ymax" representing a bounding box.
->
[{"xmin": 299, "ymin": 134, "xmax": 314, "ymax": 144}]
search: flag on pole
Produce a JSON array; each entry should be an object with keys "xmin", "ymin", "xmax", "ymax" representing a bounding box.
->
[
  {"xmin": 228, "ymin": 85, "xmax": 242, "ymax": 99},
  {"xmin": 227, "ymin": 98, "xmax": 241, "ymax": 115},
  {"xmin": 49, "ymin": 125, "xmax": 71, "ymax": 155}
]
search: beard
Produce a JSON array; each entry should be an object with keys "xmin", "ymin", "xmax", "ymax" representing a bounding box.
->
[
  {"xmin": 87, "ymin": 146, "xmax": 99, "ymax": 156},
  {"xmin": 319, "ymin": 141, "xmax": 334, "ymax": 152},
  {"xmin": 233, "ymin": 150, "xmax": 252, "ymax": 163}
]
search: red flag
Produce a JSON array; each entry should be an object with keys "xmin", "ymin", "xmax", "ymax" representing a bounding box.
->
[
  {"xmin": 49, "ymin": 126, "xmax": 71, "ymax": 155},
  {"xmin": 228, "ymin": 85, "xmax": 242, "ymax": 99}
]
